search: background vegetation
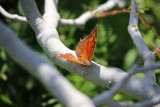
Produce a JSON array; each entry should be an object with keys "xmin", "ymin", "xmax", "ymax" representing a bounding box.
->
[{"xmin": 0, "ymin": 0, "xmax": 160, "ymax": 107}]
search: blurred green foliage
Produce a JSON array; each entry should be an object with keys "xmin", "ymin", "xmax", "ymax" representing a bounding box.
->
[{"xmin": 0, "ymin": 0, "xmax": 160, "ymax": 106}]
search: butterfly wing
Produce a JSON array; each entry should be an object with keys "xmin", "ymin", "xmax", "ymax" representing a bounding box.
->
[
  {"xmin": 76, "ymin": 25, "xmax": 97, "ymax": 63},
  {"xmin": 59, "ymin": 53, "xmax": 83, "ymax": 64},
  {"xmin": 58, "ymin": 25, "xmax": 97, "ymax": 66}
]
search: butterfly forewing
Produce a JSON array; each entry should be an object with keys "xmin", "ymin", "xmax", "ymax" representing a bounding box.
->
[
  {"xmin": 76, "ymin": 38, "xmax": 88, "ymax": 59},
  {"xmin": 86, "ymin": 27, "xmax": 97, "ymax": 61},
  {"xmin": 76, "ymin": 25, "xmax": 97, "ymax": 62}
]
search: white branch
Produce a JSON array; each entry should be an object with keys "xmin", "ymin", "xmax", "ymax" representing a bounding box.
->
[
  {"xmin": 112, "ymin": 95, "xmax": 160, "ymax": 107},
  {"xmin": 59, "ymin": 0, "xmax": 126, "ymax": 28},
  {"xmin": 130, "ymin": 95, "xmax": 160, "ymax": 107},
  {"xmin": 93, "ymin": 61, "xmax": 139, "ymax": 106},
  {"xmin": 0, "ymin": 20, "xmax": 95, "ymax": 107},
  {"xmin": 128, "ymin": 0, "xmax": 155, "ymax": 81},
  {"xmin": 0, "ymin": 5, "xmax": 27, "ymax": 22},
  {"xmin": 93, "ymin": 59, "xmax": 160, "ymax": 107},
  {"xmin": 19, "ymin": 0, "xmax": 160, "ymax": 103},
  {"xmin": 43, "ymin": 0, "xmax": 60, "ymax": 28},
  {"xmin": 2, "ymin": 0, "xmax": 160, "ymax": 106},
  {"xmin": 20, "ymin": 0, "xmax": 45, "ymax": 34},
  {"xmin": 19, "ymin": 0, "xmax": 96, "ymax": 107},
  {"xmin": 136, "ymin": 62, "xmax": 160, "ymax": 72},
  {"xmin": 0, "ymin": 0, "xmax": 126, "ymax": 28},
  {"xmin": 93, "ymin": 1, "xmax": 159, "ymax": 106}
]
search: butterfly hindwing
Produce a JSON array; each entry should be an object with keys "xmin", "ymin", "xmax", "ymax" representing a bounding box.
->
[{"xmin": 59, "ymin": 53, "xmax": 83, "ymax": 64}]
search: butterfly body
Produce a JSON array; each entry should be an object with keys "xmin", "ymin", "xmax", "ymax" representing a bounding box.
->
[
  {"xmin": 59, "ymin": 25, "xmax": 98, "ymax": 66},
  {"xmin": 77, "ymin": 56, "xmax": 91, "ymax": 66}
]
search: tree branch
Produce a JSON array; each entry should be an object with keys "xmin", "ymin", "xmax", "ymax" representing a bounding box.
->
[
  {"xmin": 0, "ymin": 5, "xmax": 27, "ymax": 22},
  {"xmin": 43, "ymin": 0, "xmax": 60, "ymax": 28},
  {"xmin": 0, "ymin": 20, "xmax": 95, "ymax": 107},
  {"xmin": 19, "ymin": 0, "xmax": 160, "ymax": 102},
  {"xmin": 130, "ymin": 95, "xmax": 160, "ymax": 107},
  {"xmin": 114, "ymin": 94, "xmax": 160, "ymax": 107},
  {"xmin": 59, "ymin": 0, "xmax": 126, "ymax": 28},
  {"xmin": 20, "ymin": 0, "xmax": 45, "ymax": 33},
  {"xmin": 93, "ymin": 1, "xmax": 159, "ymax": 106},
  {"xmin": 2, "ymin": 0, "xmax": 160, "ymax": 106},
  {"xmin": 0, "ymin": 0, "xmax": 126, "ymax": 28},
  {"xmin": 93, "ymin": 61, "xmax": 139, "ymax": 106},
  {"xmin": 128, "ymin": 0, "xmax": 156, "ymax": 81},
  {"xmin": 93, "ymin": 59, "xmax": 160, "ymax": 107}
]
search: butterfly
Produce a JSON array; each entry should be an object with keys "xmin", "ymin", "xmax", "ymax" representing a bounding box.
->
[{"xmin": 59, "ymin": 25, "xmax": 98, "ymax": 66}]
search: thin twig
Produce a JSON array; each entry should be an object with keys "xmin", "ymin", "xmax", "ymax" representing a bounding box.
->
[
  {"xmin": 0, "ymin": 0, "xmax": 126, "ymax": 28},
  {"xmin": 59, "ymin": 0, "xmax": 126, "ymax": 28},
  {"xmin": 0, "ymin": 5, "xmax": 27, "ymax": 22},
  {"xmin": 128, "ymin": 0, "xmax": 156, "ymax": 81}
]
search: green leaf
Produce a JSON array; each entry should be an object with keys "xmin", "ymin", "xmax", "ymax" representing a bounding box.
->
[
  {"xmin": 124, "ymin": 49, "xmax": 138, "ymax": 69},
  {"xmin": 0, "ymin": 50, "xmax": 7, "ymax": 61},
  {"xmin": 0, "ymin": 73, "xmax": 8, "ymax": 81},
  {"xmin": 0, "ymin": 94, "xmax": 13, "ymax": 105}
]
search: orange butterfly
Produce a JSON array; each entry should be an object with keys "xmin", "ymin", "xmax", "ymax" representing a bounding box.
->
[{"xmin": 59, "ymin": 25, "xmax": 98, "ymax": 66}]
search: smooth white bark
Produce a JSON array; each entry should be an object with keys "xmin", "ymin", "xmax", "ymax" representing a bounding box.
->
[
  {"xmin": 19, "ymin": 0, "xmax": 160, "ymax": 102},
  {"xmin": 0, "ymin": 20, "xmax": 95, "ymax": 107},
  {"xmin": 128, "ymin": 0, "xmax": 155, "ymax": 81},
  {"xmin": 0, "ymin": 0, "xmax": 160, "ymax": 106}
]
